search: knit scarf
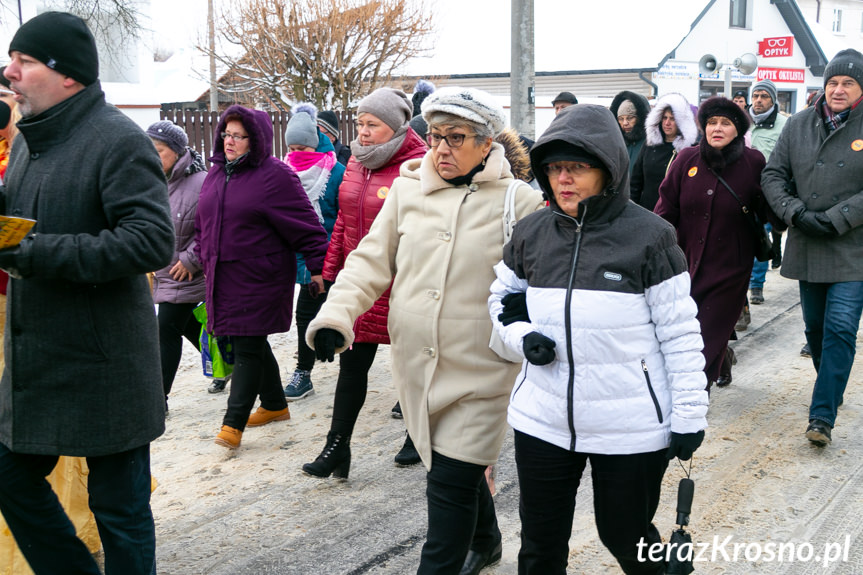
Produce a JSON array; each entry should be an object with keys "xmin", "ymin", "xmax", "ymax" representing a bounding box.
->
[
  {"xmin": 820, "ymin": 95, "xmax": 863, "ymax": 133},
  {"xmin": 749, "ymin": 104, "xmax": 774, "ymax": 127},
  {"xmin": 350, "ymin": 126, "xmax": 408, "ymax": 170},
  {"xmin": 285, "ymin": 149, "xmax": 336, "ymax": 224}
]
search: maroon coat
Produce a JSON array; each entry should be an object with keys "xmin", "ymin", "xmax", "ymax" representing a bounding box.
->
[
  {"xmin": 195, "ymin": 106, "xmax": 329, "ymax": 336},
  {"xmin": 655, "ymin": 144, "xmax": 767, "ymax": 382},
  {"xmin": 322, "ymin": 129, "xmax": 427, "ymax": 344}
]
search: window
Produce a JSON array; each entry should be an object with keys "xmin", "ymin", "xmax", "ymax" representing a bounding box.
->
[
  {"xmin": 730, "ymin": 0, "xmax": 747, "ymax": 28},
  {"xmin": 833, "ymin": 9, "xmax": 843, "ymax": 33}
]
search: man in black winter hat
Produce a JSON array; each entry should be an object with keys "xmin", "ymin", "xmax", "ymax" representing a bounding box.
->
[
  {"xmin": 317, "ymin": 110, "xmax": 351, "ymax": 165},
  {"xmin": 762, "ymin": 48, "xmax": 863, "ymax": 448},
  {"xmin": 0, "ymin": 11, "xmax": 172, "ymax": 574}
]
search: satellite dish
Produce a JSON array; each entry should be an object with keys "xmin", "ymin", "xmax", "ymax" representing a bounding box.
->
[
  {"xmin": 734, "ymin": 53, "xmax": 758, "ymax": 75},
  {"xmin": 699, "ymin": 54, "xmax": 719, "ymax": 75}
]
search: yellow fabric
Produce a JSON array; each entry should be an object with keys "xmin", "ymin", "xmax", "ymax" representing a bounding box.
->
[{"xmin": 0, "ymin": 295, "xmax": 100, "ymax": 574}]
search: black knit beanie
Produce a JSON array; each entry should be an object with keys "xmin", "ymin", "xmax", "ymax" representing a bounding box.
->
[
  {"xmin": 9, "ymin": 11, "xmax": 99, "ymax": 86},
  {"xmin": 824, "ymin": 49, "xmax": 863, "ymax": 89},
  {"xmin": 0, "ymin": 101, "xmax": 10, "ymax": 130}
]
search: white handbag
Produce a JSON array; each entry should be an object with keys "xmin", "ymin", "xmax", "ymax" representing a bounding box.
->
[{"xmin": 488, "ymin": 179, "xmax": 526, "ymax": 363}]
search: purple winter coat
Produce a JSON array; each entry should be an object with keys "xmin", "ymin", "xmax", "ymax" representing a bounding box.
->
[
  {"xmin": 153, "ymin": 148, "xmax": 207, "ymax": 304},
  {"xmin": 195, "ymin": 105, "xmax": 329, "ymax": 336},
  {"xmin": 655, "ymin": 143, "xmax": 767, "ymax": 382}
]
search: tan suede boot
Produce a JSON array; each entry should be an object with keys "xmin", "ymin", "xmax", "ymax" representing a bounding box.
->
[
  {"xmin": 215, "ymin": 425, "xmax": 242, "ymax": 449},
  {"xmin": 246, "ymin": 406, "xmax": 291, "ymax": 427}
]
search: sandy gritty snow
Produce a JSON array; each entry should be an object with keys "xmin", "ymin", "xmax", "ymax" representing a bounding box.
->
[{"xmin": 150, "ymin": 268, "xmax": 863, "ymax": 574}]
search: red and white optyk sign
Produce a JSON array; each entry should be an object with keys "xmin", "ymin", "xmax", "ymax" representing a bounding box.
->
[{"xmin": 758, "ymin": 36, "xmax": 793, "ymax": 58}]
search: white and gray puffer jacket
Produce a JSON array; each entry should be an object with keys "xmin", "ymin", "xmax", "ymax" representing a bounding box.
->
[{"xmin": 489, "ymin": 104, "xmax": 709, "ymax": 455}]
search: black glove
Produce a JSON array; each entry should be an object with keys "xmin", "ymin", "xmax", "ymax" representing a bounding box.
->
[
  {"xmin": 522, "ymin": 332, "xmax": 556, "ymax": 365},
  {"xmin": 792, "ymin": 209, "xmax": 837, "ymax": 238},
  {"xmin": 498, "ymin": 292, "xmax": 530, "ymax": 326},
  {"xmin": 666, "ymin": 430, "xmax": 705, "ymax": 461},
  {"xmin": 314, "ymin": 328, "xmax": 344, "ymax": 362}
]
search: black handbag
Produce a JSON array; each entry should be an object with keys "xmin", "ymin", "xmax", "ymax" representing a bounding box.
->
[{"xmin": 712, "ymin": 171, "xmax": 773, "ymax": 262}]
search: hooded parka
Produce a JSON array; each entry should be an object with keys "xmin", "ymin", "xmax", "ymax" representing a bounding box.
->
[
  {"xmin": 152, "ymin": 147, "xmax": 207, "ymax": 304},
  {"xmin": 307, "ymin": 143, "xmax": 545, "ymax": 468},
  {"xmin": 631, "ymin": 93, "xmax": 698, "ymax": 211},
  {"xmin": 489, "ymin": 104, "xmax": 708, "ymax": 455},
  {"xmin": 610, "ymin": 90, "xmax": 651, "ymax": 176},
  {"xmin": 195, "ymin": 105, "xmax": 329, "ymax": 336}
]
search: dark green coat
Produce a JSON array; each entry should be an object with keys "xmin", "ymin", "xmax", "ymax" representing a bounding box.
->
[
  {"xmin": 762, "ymin": 97, "xmax": 863, "ymax": 283},
  {"xmin": 0, "ymin": 82, "xmax": 173, "ymax": 456}
]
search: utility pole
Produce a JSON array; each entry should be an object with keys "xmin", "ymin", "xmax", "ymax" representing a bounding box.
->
[
  {"xmin": 208, "ymin": 0, "xmax": 218, "ymax": 113},
  {"xmin": 510, "ymin": 0, "xmax": 535, "ymax": 139}
]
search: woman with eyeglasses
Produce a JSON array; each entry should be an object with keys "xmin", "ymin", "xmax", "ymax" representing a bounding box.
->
[
  {"xmin": 655, "ymin": 97, "xmax": 771, "ymax": 390},
  {"xmin": 301, "ymin": 88, "xmax": 427, "ymax": 476},
  {"xmin": 489, "ymin": 104, "xmax": 708, "ymax": 574},
  {"xmin": 306, "ymin": 87, "xmax": 544, "ymax": 574},
  {"xmin": 194, "ymin": 105, "xmax": 329, "ymax": 450}
]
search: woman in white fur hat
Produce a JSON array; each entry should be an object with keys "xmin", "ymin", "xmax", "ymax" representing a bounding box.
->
[{"xmin": 306, "ymin": 86, "xmax": 545, "ymax": 574}]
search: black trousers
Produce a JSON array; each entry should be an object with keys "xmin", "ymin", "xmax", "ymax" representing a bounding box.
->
[
  {"xmin": 514, "ymin": 430, "xmax": 667, "ymax": 575},
  {"xmin": 294, "ymin": 284, "xmax": 328, "ymax": 372},
  {"xmin": 0, "ymin": 442, "xmax": 156, "ymax": 575},
  {"xmin": 157, "ymin": 301, "xmax": 202, "ymax": 398},
  {"xmin": 222, "ymin": 336, "xmax": 287, "ymax": 430},
  {"xmin": 329, "ymin": 342, "xmax": 378, "ymax": 436},
  {"xmin": 417, "ymin": 451, "xmax": 500, "ymax": 574}
]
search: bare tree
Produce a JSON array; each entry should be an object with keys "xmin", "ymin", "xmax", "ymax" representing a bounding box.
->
[
  {"xmin": 0, "ymin": 1, "xmax": 145, "ymax": 80},
  {"xmin": 206, "ymin": 0, "xmax": 434, "ymax": 111}
]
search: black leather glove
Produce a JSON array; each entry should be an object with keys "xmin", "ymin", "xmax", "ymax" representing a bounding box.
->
[
  {"xmin": 522, "ymin": 332, "xmax": 556, "ymax": 365},
  {"xmin": 666, "ymin": 430, "xmax": 705, "ymax": 461},
  {"xmin": 314, "ymin": 328, "xmax": 344, "ymax": 362},
  {"xmin": 498, "ymin": 292, "xmax": 530, "ymax": 326},
  {"xmin": 792, "ymin": 209, "xmax": 837, "ymax": 238}
]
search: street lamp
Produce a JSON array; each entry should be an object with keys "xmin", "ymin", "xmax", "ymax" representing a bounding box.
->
[{"xmin": 699, "ymin": 53, "xmax": 758, "ymax": 98}]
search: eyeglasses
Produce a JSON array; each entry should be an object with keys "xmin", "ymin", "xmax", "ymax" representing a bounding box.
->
[
  {"xmin": 221, "ymin": 132, "xmax": 249, "ymax": 142},
  {"xmin": 543, "ymin": 162, "xmax": 597, "ymax": 177},
  {"xmin": 426, "ymin": 133, "xmax": 477, "ymax": 149}
]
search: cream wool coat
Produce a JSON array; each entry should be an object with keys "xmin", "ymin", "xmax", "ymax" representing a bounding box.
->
[{"xmin": 307, "ymin": 143, "xmax": 545, "ymax": 469}]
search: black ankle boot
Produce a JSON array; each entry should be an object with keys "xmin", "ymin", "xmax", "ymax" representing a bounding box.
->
[
  {"xmin": 303, "ymin": 431, "xmax": 351, "ymax": 479},
  {"xmin": 394, "ymin": 432, "xmax": 421, "ymax": 466}
]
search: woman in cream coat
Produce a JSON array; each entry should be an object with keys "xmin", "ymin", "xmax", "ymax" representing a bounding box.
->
[{"xmin": 307, "ymin": 87, "xmax": 544, "ymax": 575}]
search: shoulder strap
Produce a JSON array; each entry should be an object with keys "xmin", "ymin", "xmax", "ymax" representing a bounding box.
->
[
  {"xmin": 503, "ymin": 179, "xmax": 523, "ymax": 243},
  {"xmin": 711, "ymin": 170, "xmax": 751, "ymax": 215}
]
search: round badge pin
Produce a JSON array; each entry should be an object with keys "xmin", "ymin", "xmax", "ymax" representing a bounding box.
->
[
  {"xmin": 377, "ymin": 186, "xmax": 389, "ymax": 199},
  {"xmin": 851, "ymin": 139, "xmax": 863, "ymax": 152},
  {"xmin": 688, "ymin": 167, "xmax": 698, "ymax": 177}
]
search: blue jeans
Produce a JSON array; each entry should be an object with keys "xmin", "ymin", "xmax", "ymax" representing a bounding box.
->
[
  {"xmin": 0, "ymin": 442, "xmax": 156, "ymax": 575},
  {"xmin": 799, "ymin": 281, "xmax": 863, "ymax": 427},
  {"xmin": 749, "ymin": 223, "xmax": 772, "ymax": 289}
]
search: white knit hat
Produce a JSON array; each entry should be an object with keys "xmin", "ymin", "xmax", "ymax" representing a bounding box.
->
[{"xmin": 421, "ymin": 87, "xmax": 507, "ymax": 136}]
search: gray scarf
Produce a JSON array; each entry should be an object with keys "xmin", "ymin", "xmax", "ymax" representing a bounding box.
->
[
  {"xmin": 749, "ymin": 105, "xmax": 774, "ymax": 127},
  {"xmin": 350, "ymin": 126, "xmax": 408, "ymax": 170}
]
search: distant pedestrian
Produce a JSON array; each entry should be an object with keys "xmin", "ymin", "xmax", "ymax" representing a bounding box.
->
[
  {"xmin": 610, "ymin": 90, "xmax": 650, "ymax": 176},
  {"xmin": 551, "ymin": 91, "xmax": 578, "ymax": 115},
  {"xmin": 195, "ymin": 104, "xmax": 329, "ymax": 450},
  {"xmin": 0, "ymin": 12, "xmax": 174, "ymax": 574},
  {"xmin": 301, "ymin": 88, "xmax": 427, "ymax": 475},
  {"xmin": 147, "ymin": 120, "xmax": 227, "ymax": 406},
  {"xmin": 630, "ymin": 92, "xmax": 698, "ymax": 211},
  {"xmin": 655, "ymin": 97, "xmax": 772, "ymax": 390},
  {"xmin": 282, "ymin": 103, "xmax": 344, "ymax": 401},
  {"xmin": 762, "ymin": 49, "xmax": 863, "ymax": 447},
  {"xmin": 732, "ymin": 89, "xmax": 749, "ymax": 110},
  {"xmin": 317, "ymin": 110, "xmax": 351, "ymax": 166}
]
